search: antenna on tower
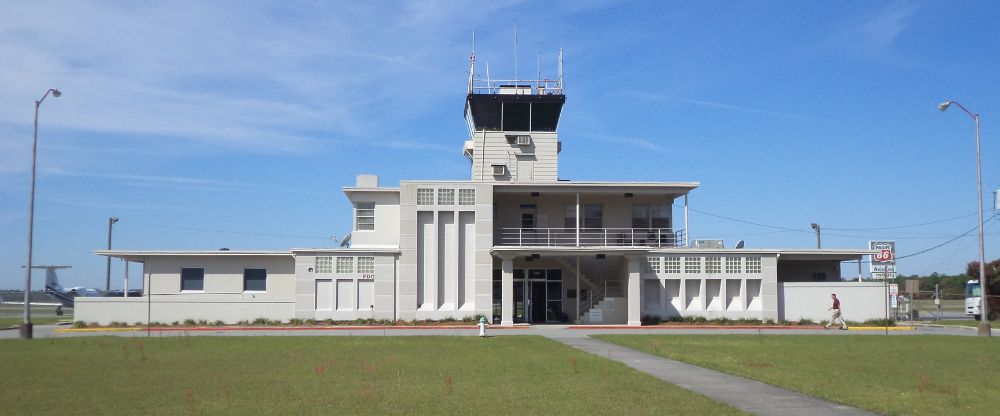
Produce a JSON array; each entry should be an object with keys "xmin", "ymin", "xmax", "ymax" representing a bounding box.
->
[
  {"xmin": 513, "ymin": 20, "xmax": 519, "ymax": 81},
  {"xmin": 468, "ymin": 30, "xmax": 476, "ymax": 93},
  {"xmin": 536, "ymin": 51, "xmax": 541, "ymax": 90},
  {"xmin": 558, "ymin": 48, "xmax": 564, "ymax": 93}
]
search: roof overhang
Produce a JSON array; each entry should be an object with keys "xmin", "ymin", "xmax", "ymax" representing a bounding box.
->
[
  {"xmin": 492, "ymin": 181, "xmax": 700, "ymax": 196},
  {"xmin": 94, "ymin": 250, "xmax": 293, "ymax": 263}
]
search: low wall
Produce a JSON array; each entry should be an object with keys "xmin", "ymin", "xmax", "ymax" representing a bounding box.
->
[
  {"xmin": 75, "ymin": 296, "xmax": 294, "ymax": 325},
  {"xmin": 778, "ymin": 282, "xmax": 887, "ymax": 322}
]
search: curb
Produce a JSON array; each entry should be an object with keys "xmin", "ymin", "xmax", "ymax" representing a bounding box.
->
[
  {"xmin": 55, "ymin": 325, "xmax": 528, "ymax": 333},
  {"xmin": 567, "ymin": 325, "xmax": 915, "ymax": 331}
]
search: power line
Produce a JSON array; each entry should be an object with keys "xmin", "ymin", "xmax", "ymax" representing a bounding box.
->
[
  {"xmin": 897, "ymin": 214, "xmax": 998, "ymax": 260},
  {"xmin": 823, "ymin": 212, "xmax": 978, "ymax": 231}
]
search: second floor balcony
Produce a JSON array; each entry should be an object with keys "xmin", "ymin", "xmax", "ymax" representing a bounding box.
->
[{"xmin": 495, "ymin": 227, "xmax": 686, "ymax": 248}]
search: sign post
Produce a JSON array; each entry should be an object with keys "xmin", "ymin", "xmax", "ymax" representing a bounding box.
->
[{"xmin": 870, "ymin": 241, "xmax": 897, "ymax": 335}]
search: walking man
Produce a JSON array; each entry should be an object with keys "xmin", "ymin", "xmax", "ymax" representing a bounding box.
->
[{"xmin": 825, "ymin": 293, "xmax": 848, "ymax": 330}]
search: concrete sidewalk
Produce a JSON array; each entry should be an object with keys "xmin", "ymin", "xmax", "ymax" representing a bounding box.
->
[{"xmin": 545, "ymin": 334, "xmax": 875, "ymax": 416}]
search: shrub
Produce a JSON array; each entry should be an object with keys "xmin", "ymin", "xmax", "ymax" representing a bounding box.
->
[
  {"xmin": 73, "ymin": 321, "xmax": 88, "ymax": 328},
  {"xmin": 211, "ymin": 320, "xmax": 225, "ymax": 326},
  {"xmin": 288, "ymin": 318, "xmax": 304, "ymax": 325},
  {"xmin": 182, "ymin": 319, "xmax": 197, "ymax": 326}
]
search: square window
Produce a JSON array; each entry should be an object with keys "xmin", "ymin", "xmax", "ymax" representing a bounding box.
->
[
  {"xmin": 746, "ymin": 257, "xmax": 762, "ymax": 274},
  {"xmin": 458, "ymin": 189, "xmax": 476, "ymax": 205},
  {"xmin": 243, "ymin": 268, "xmax": 267, "ymax": 291},
  {"xmin": 647, "ymin": 256, "xmax": 661, "ymax": 273},
  {"xmin": 357, "ymin": 257, "xmax": 375, "ymax": 274},
  {"xmin": 705, "ymin": 257, "xmax": 721, "ymax": 274},
  {"xmin": 417, "ymin": 188, "xmax": 434, "ymax": 205},
  {"xmin": 181, "ymin": 267, "xmax": 204, "ymax": 291},
  {"xmin": 315, "ymin": 257, "xmax": 333, "ymax": 273},
  {"xmin": 725, "ymin": 257, "xmax": 742, "ymax": 274},
  {"xmin": 437, "ymin": 189, "xmax": 455, "ymax": 205},
  {"xmin": 336, "ymin": 257, "xmax": 354, "ymax": 274},
  {"xmin": 664, "ymin": 257, "xmax": 681, "ymax": 274},
  {"xmin": 355, "ymin": 202, "xmax": 375, "ymax": 231},
  {"xmin": 684, "ymin": 257, "xmax": 702, "ymax": 274}
]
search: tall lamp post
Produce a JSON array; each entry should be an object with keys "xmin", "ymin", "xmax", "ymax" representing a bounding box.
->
[
  {"xmin": 810, "ymin": 223, "xmax": 821, "ymax": 249},
  {"xmin": 939, "ymin": 99, "xmax": 991, "ymax": 336},
  {"xmin": 106, "ymin": 217, "xmax": 119, "ymax": 291},
  {"xmin": 21, "ymin": 88, "xmax": 61, "ymax": 340}
]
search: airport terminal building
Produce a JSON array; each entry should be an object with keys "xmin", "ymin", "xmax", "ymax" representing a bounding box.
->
[{"xmin": 79, "ymin": 68, "xmax": 884, "ymax": 326}]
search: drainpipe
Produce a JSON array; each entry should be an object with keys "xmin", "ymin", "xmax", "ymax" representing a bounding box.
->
[{"xmin": 683, "ymin": 195, "xmax": 689, "ymax": 247}]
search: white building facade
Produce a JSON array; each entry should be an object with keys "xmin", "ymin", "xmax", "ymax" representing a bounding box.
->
[{"xmin": 79, "ymin": 73, "xmax": 883, "ymax": 326}]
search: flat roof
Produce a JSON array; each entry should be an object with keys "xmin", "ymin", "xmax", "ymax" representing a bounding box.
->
[
  {"xmin": 492, "ymin": 247, "xmax": 875, "ymax": 261},
  {"xmin": 494, "ymin": 181, "xmax": 700, "ymax": 195}
]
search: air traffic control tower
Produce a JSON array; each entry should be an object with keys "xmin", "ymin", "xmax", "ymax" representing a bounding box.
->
[{"xmin": 463, "ymin": 51, "xmax": 566, "ymax": 183}]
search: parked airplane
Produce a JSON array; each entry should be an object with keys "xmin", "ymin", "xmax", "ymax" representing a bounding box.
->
[{"xmin": 36, "ymin": 265, "xmax": 141, "ymax": 307}]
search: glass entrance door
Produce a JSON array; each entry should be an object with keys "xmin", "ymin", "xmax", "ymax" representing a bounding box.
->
[{"xmin": 529, "ymin": 281, "xmax": 547, "ymax": 323}]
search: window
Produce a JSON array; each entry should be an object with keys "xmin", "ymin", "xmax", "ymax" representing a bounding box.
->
[
  {"xmin": 812, "ymin": 272, "xmax": 827, "ymax": 281},
  {"xmin": 243, "ymin": 268, "xmax": 267, "ymax": 291},
  {"xmin": 664, "ymin": 256, "xmax": 681, "ymax": 274},
  {"xmin": 180, "ymin": 267, "xmax": 204, "ymax": 291},
  {"xmin": 684, "ymin": 257, "xmax": 702, "ymax": 274},
  {"xmin": 437, "ymin": 189, "xmax": 454, "ymax": 205},
  {"xmin": 459, "ymin": 189, "xmax": 476, "ymax": 205},
  {"xmin": 315, "ymin": 257, "xmax": 333, "ymax": 273},
  {"xmin": 355, "ymin": 202, "xmax": 375, "ymax": 231},
  {"xmin": 357, "ymin": 257, "xmax": 375, "ymax": 274},
  {"xmin": 584, "ymin": 204, "xmax": 602, "ymax": 228},
  {"xmin": 705, "ymin": 257, "xmax": 721, "ymax": 274},
  {"xmin": 492, "ymin": 164, "xmax": 507, "ymax": 176},
  {"xmin": 417, "ymin": 188, "xmax": 434, "ymax": 205},
  {"xmin": 647, "ymin": 256, "xmax": 661, "ymax": 273},
  {"xmin": 564, "ymin": 204, "xmax": 602, "ymax": 228},
  {"xmin": 725, "ymin": 257, "xmax": 742, "ymax": 274},
  {"xmin": 746, "ymin": 257, "xmax": 762, "ymax": 274},
  {"xmin": 336, "ymin": 257, "xmax": 353, "ymax": 273},
  {"xmin": 521, "ymin": 212, "xmax": 535, "ymax": 229},
  {"xmin": 632, "ymin": 204, "xmax": 670, "ymax": 229}
]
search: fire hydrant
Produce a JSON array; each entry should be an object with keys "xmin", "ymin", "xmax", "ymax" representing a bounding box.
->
[{"xmin": 478, "ymin": 316, "xmax": 488, "ymax": 337}]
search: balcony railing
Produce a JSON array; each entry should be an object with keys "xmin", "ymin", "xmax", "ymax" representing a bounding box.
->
[{"xmin": 495, "ymin": 227, "xmax": 685, "ymax": 248}]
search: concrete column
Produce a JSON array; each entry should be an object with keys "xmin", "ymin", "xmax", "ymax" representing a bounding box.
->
[
  {"xmin": 500, "ymin": 254, "xmax": 515, "ymax": 326},
  {"xmin": 626, "ymin": 255, "xmax": 642, "ymax": 326}
]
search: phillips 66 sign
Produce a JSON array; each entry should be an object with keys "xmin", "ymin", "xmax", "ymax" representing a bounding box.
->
[{"xmin": 869, "ymin": 240, "xmax": 896, "ymax": 279}]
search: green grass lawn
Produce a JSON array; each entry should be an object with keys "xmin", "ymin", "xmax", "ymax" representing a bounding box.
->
[
  {"xmin": 0, "ymin": 336, "xmax": 743, "ymax": 415},
  {"xmin": 596, "ymin": 335, "xmax": 999, "ymax": 416}
]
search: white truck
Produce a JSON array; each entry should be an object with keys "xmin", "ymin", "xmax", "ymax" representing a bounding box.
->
[{"xmin": 965, "ymin": 280, "xmax": 982, "ymax": 320}]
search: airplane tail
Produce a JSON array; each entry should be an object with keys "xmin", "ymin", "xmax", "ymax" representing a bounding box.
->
[
  {"xmin": 43, "ymin": 268, "xmax": 65, "ymax": 292},
  {"xmin": 31, "ymin": 265, "xmax": 73, "ymax": 307}
]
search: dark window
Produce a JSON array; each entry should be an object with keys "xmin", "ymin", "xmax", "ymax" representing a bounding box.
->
[
  {"xmin": 547, "ymin": 269, "xmax": 562, "ymax": 281},
  {"xmin": 244, "ymin": 268, "xmax": 267, "ymax": 291},
  {"xmin": 502, "ymin": 102, "xmax": 531, "ymax": 131},
  {"xmin": 584, "ymin": 204, "xmax": 603, "ymax": 229},
  {"xmin": 812, "ymin": 273, "xmax": 827, "ymax": 282},
  {"xmin": 181, "ymin": 268, "xmax": 204, "ymax": 291},
  {"xmin": 567, "ymin": 204, "xmax": 602, "ymax": 228},
  {"xmin": 632, "ymin": 204, "xmax": 670, "ymax": 229}
]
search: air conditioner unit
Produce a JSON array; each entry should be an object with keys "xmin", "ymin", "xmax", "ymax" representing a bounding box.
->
[
  {"xmin": 515, "ymin": 135, "xmax": 531, "ymax": 146},
  {"xmin": 492, "ymin": 165, "xmax": 507, "ymax": 176}
]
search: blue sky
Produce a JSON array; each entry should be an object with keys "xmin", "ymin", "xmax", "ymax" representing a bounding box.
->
[{"xmin": 2, "ymin": 0, "xmax": 999, "ymax": 290}]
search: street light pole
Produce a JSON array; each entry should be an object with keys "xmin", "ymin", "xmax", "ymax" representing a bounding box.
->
[
  {"xmin": 939, "ymin": 99, "xmax": 991, "ymax": 336},
  {"xmin": 21, "ymin": 88, "xmax": 61, "ymax": 340},
  {"xmin": 810, "ymin": 223, "xmax": 821, "ymax": 249},
  {"xmin": 106, "ymin": 217, "xmax": 119, "ymax": 291}
]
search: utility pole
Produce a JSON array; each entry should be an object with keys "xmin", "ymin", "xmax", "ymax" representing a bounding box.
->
[
  {"xmin": 810, "ymin": 223, "xmax": 821, "ymax": 249},
  {"xmin": 106, "ymin": 217, "xmax": 118, "ymax": 292}
]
